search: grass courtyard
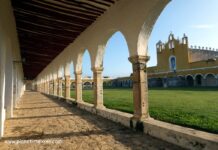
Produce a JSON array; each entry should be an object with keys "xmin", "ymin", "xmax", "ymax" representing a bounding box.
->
[{"xmin": 70, "ymin": 87, "xmax": 218, "ymax": 133}]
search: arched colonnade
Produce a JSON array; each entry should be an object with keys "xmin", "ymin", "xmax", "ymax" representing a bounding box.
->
[{"xmin": 33, "ymin": 0, "xmax": 170, "ymax": 121}]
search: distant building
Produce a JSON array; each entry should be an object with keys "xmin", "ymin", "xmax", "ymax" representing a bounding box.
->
[
  {"xmin": 105, "ymin": 33, "xmax": 218, "ymax": 88},
  {"xmin": 103, "ymin": 76, "xmax": 133, "ymax": 88},
  {"xmin": 67, "ymin": 76, "xmax": 113, "ymax": 89},
  {"xmin": 147, "ymin": 33, "xmax": 218, "ymax": 87}
]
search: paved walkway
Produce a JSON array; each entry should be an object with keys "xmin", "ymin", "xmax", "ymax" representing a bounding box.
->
[{"xmin": 0, "ymin": 92, "xmax": 184, "ymax": 150}]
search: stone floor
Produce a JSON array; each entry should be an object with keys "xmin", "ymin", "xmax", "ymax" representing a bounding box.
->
[{"xmin": 0, "ymin": 91, "xmax": 185, "ymax": 150}]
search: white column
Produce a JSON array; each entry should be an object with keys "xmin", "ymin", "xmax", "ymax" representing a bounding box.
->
[
  {"xmin": 0, "ymin": 43, "xmax": 6, "ymax": 138},
  {"xmin": 5, "ymin": 52, "xmax": 13, "ymax": 119}
]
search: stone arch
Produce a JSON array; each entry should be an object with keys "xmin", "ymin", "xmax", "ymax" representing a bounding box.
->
[
  {"xmin": 204, "ymin": 73, "xmax": 216, "ymax": 79},
  {"xmin": 136, "ymin": 1, "xmax": 169, "ymax": 56},
  {"xmin": 57, "ymin": 65, "xmax": 64, "ymax": 78},
  {"xmin": 70, "ymin": 82, "xmax": 75, "ymax": 89},
  {"xmin": 82, "ymin": 49, "xmax": 93, "ymax": 76},
  {"xmin": 157, "ymin": 78, "xmax": 164, "ymax": 87},
  {"xmin": 74, "ymin": 48, "xmax": 93, "ymax": 73},
  {"xmin": 194, "ymin": 73, "xmax": 204, "ymax": 80},
  {"xmin": 185, "ymin": 74, "xmax": 194, "ymax": 79},
  {"xmin": 94, "ymin": 31, "xmax": 131, "ymax": 68},
  {"xmin": 103, "ymin": 81, "xmax": 107, "ymax": 87},
  {"xmin": 177, "ymin": 75, "xmax": 184, "ymax": 79},
  {"xmin": 69, "ymin": 61, "xmax": 74, "ymax": 79},
  {"xmin": 194, "ymin": 74, "xmax": 203, "ymax": 86},
  {"xmin": 186, "ymin": 75, "xmax": 194, "ymax": 87},
  {"xmin": 177, "ymin": 75, "xmax": 185, "ymax": 80},
  {"xmin": 177, "ymin": 75, "xmax": 186, "ymax": 86},
  {"xmin": 62, "ymin": 82, "xmax": 65, "ymax": 89},
  {"xmin": 83, "ymin": 82, "xmax": 92, "ymax": 89},
  {"xmin": 204, "ymin": 73, "xmax": 217, "ymax": 87}
]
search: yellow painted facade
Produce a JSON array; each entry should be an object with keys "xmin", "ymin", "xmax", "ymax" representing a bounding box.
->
[{"xmin": 148, "ymin": 33, "xmax": 218, "ymax": 79}]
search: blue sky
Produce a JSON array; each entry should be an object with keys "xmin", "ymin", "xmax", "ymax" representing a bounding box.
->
[{"xmin": 79, "ymin": 0, "xmax": 218, "ymax": 78}]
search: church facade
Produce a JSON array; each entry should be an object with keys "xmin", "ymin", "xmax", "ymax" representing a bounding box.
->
[
  {"xmin": 105, "ymin": 33, "xmax": 218, "ymax": 88},
  {"xmin": 148, "ymin": 33, "xmax": 218, "ymax": 87}
]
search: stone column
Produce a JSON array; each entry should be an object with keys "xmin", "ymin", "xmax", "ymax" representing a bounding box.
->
[
  {"xmin": 44, "ymin": 81, "xmax": 46, "ymax": 93},
  {"xmin": 48, "ymin": 81, "xmax": 51, "ymax": 94},
  {"xmin": 48, "ymin": 81, "xmax": 50, "ymax": 94},
  {"xmin": 92, "ymin": 67, "xmax": 104, "ymax": 109},
  {"xmin": 58, "ymin": 77, "xmax": 62, "ymax": 97},
  {"xmin": 38, "ymin": 83, "xmax": 40, "ymax": 92},
  {"xmin": 64, "ymin": 63, "xmax": 70, "ymax": 99},
  {"xmin": 43, "ymin": 82, "xmax": 46, "ymax": 93},
  {"xmin": 0, "ymin": 47, "xmax": 6, "ymax": 138},
  {"xmin": 41, "ymin": 83, "xmax": 43, "ymax": 93},
  {"xmin": 45, "ymin": 81, "xmax": 48, "ymax": 94},
  {"xmin": 40, "ymin": 83, "xmax": 43, "ymax": 92},
  {"xmin": 129, "ymin": 55, "xmax": 150, "ymax": 121},
  {"xmin": 53, "ymin": 79, "xmax": 58, "ymax": 96},
  {"xmin": 65, "ymin": 75, "xmax": 71, "ymax": 99},
  {"xmin": 36, "ymin": 84, "xmax": 39, "ymax": 92},
  {"xmin": 45, "ymin": 81, "xmax": 47, "ymax": 93},
  {"xmin": 47, "ymin": 81, "xmax": 50, "ymax": 94},
  {"xmin": 74, "ymin": 71, "xmax": 82, "ymax": 102}
]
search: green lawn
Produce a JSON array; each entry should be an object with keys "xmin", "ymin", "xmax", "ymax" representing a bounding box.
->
[{"xmin": 71, "ymin": 87, "xmax": 218, "ymax": 133}]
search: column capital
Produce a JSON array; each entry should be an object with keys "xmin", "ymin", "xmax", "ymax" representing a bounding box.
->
[
  {"xmin": 91, "ymin": 67, "xmax": 104, "ymax": 72},
  {"xmin": 65, "ymin": 75, "xmax": 71, "ymax": 78},
  {"xmin": 74, "ymin": 71, "xmax": 82, "ymax": 75},
  {"xmin": 128, "ymin": 55, "xmax": 150, "ymax": 64},
  {"xmin": 129, "ymin": 55, "xmax": 150, "ymax": 71}
]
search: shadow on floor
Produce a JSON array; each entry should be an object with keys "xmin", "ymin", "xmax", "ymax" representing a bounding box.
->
[
  {"xmin": 15, "ymin": 106, "xmax": 64, "ymax": 110},
  {"xmin": 2, "ymin": 92, "xmax": 185, "ymax": 150},
  {"xmin": 8, "ymin": 114, "xmax": 74, "ymax": 120}
]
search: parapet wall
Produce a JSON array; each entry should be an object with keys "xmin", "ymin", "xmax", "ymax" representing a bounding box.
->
[{"xmin": 189, "ymin": 46, "xmax": 218, "ymax": 62}]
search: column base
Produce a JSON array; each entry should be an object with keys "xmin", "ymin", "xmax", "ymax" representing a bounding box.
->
[
  {"xmin": 132, "ymin": 114, "xmax": 150, "ymax": 122},
  {"xmin": 76, "ymin": 99, "xmax": 83, "ymax": 103},
  {"xmin": 94, "ymin": 104, "xmax": 106, "ymax": 109},
  {"xmin": 130, "ymin": 116, "xmax": 150, "ymax": 132}
]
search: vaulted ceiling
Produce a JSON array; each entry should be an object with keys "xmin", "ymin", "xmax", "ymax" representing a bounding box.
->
[{"xmin": 11, "ymin": 0, "xmax": 118, "ymax": 80}]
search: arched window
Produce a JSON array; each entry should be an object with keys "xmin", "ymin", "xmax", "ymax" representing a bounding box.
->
[
  {"xmin": 186, "ymin": 75, "xmax": 194, "ymax": 86},
  {"xmin": 169, "ymin": 56, "xmax": 176, "ymax": 71},
  {"xmin": 205, "ymin": 74, "xmax": 217, "ymax": 86},
  {"xmin": 195, "ymin": 74, "xmax": 203, "ymax": 86}
]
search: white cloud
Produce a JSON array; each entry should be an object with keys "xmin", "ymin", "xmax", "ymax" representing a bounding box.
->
[{"xmin": 190, "ymin": 24, "xmax": 215, "ymax": 29}]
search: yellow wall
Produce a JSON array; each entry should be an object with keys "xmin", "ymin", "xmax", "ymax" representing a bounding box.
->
[{"xmin": 148, "ymin": 34, "xmax": 218, "ymax": 77}]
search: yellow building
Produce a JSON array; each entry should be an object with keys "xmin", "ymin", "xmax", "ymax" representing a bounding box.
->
[
  {"xmin": 148, "ymin": 33, "xmax": 218, "ymax": 87},
  {"xmin": 93, "ymin": 33, "xmax": 218, "ymax": 88}
]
